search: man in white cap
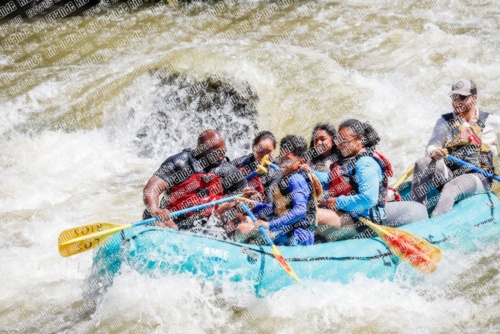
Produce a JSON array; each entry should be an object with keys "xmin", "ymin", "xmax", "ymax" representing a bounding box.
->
[{"xmin": 411, "ymin": 79, "xmax": 500, "ymax": 216}]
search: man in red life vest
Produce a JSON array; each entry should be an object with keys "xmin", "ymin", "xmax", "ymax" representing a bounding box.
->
[{"xmin": 143, "ymin": 129, "xmax": 247, "ymax": 230}]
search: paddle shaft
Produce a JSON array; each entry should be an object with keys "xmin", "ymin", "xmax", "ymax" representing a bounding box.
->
[
  {"xmin": 240, "ymin": 203, "xmax": 274, "ymax": 245},
  {"xmin": 268, "ymin": 163, "xmax": 280, "ymax": 172},
  {"xmin": 130, "ymin": 194, "xmax": 244, "ymax": 228},
  {"xmin": 59, "ymin": 194, "xmax": 243, "ymax": 247},
  {"xmin": 246, "ymin": 171, "xmax": 259, "ymax": 180},
  {"xmin": 240, "ymin": 203, "xmax": 302, "ymax": 284},
  {"xmin": 446, "ymin": 155, "xmax": 500, "ymax": 182},
  {"xmin": 245, "ymin": 166, "xmax": 270, "ymax": 180},
  {"xmin": 260, "ymin": 155, "xmax": 280, "ymax": 172}
]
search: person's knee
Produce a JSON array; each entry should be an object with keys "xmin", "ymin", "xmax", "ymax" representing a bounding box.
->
[
  {"xmin": 441, "ymin": 176, "xmax": 469, "ymax": 195},
  {"xmin": 439, "ymin": 182, "xmax": 456, "ymax": 198},
  {"xmin": 413, "ymin": 157, "xmax": 435, "ymax": 189},
  {"xmin": 415, "ymin": 157, "xmax": 435, "ymax": 176},
  {"xmin": 415, "ymin": 156, "xmax": 433, "ymax": 168},
  {"xmin": 411, "ymin": 202, "xmax": 429, "ymax": 219},
  {"xmin": 236, "ymin": 223, "xmax": 248, "ymax": 234}
]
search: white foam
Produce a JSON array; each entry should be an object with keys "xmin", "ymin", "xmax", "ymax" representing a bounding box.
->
[{"xmin": 2, "ymin": 1, "xmax": 500, "ymax": 332}]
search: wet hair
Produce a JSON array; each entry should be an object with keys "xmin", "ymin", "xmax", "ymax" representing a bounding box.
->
[
  {"xmin": 252, "ymin": 131, "xmax": 277, "ymax": 148},
  {"xmin": 338, "ymin": 119, "xmax": 380, "ymax": 148},
  {"xmin": 309, "ymin": 123, "xmax": 339, "ymax": 162},
  {"xmin": 309, "ymin": 123, "xmax": 337, "ymax": 149},
  {"xmin": 280, "ymin": 135, "xmax": 308, "ymax": 157}
]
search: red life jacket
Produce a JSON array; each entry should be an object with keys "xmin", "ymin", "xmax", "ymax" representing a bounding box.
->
[
  {"xmin": 327, "ymin": 163, "xmax": 352, "ymax": 197},
  {"xmin": 327, "ymin": 150, "xmax": 394, "ymax": 203},
  {"xmin": 239, "ymin": 166, "xmax": 266, "ymax": 196},
  {"xmin": 167, "ymin": 173, "xmax": 223, "ymax": 217}
]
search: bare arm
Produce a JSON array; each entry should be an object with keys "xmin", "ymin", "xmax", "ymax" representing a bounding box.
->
[
  {"xmin": 143, "ymin": 175, "xmax": 169, "ymax": 210},
  {"xmin": 143, "ymin": 175, "xmax": 177, "ymax": 228}
]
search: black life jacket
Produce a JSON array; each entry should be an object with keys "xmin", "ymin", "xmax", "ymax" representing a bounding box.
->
[
  {"xmin": 233, "ymin": 153, "xmax": 282, "ymax": 203},
  {"xmin": 331, "ymin": 149, "xmax": 388, "ymax": 225},
  {"xmin": 442, "ymin": 111, "xmax": 494, "ymax": 174},
  {"xmin": 234, "ymin": 154, "xmax": 266, "ymax": 196},
  {"xmin": 271, "ymin": 170, "xmax": 321, "ymax": 245}
]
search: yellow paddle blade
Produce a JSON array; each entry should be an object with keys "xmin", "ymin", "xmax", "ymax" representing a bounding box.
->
[
  {"xmin": 58, "ymin": 222, "xmax": 130, "ymax": 257},
  {"xmin": 358, "ymin": 217, "xmax": 442, "ymax": 274},
  {"xmin": 270, "ymin": 245, "xmax": 302, "ymax": 284},
  {"xmin": 58, "ymin": 223, "xmax": 119, "ymax": 244}
]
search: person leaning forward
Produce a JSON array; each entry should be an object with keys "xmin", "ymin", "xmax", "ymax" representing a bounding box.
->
[
  {"xmin": 142, "ymin": 129, "xmax": 248, "ymax": 230},
  {"xmin": 411, "ymin": 79, "xmax": 500, "ymax": 217},
  {"xmin": 236, "ymin": 135, "xmax": 322, "ymax": 246},
  {"xmin": 215, "ymin": 131, "xmax": 282, "ymax": 239},
  {"xmin": 231, "ymin": 131, "xmax": 282, "ymax": 204}
]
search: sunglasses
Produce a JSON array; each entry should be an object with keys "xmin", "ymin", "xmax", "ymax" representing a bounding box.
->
[
  {"xmin": 333, "ymin": 136, "xmax": 358, "ymax": 146},
  {"xmin": 450, "ymin": 94, "xmax": 470, "ymax": 101},
  {"xmin": 276, "ymin": 157, "xmax": 295, "ymax": 165}
]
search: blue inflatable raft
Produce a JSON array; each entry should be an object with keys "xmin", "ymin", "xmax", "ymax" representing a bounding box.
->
[{"xmin": 89, "ymin": 192, "xmax": 500, "ymax": 296}]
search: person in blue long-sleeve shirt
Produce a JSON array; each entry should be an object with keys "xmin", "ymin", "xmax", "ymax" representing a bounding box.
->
[
  {"xmin": 236, "ymin": 135, "xmax": 320, "ymax": 246},
  {"xmin": 312, "ymin": 156, "xmax": 384, "ymax": 215},
  {"xmin": 305, "ymin": 119, "xmax": 388, "ymax": 242}
]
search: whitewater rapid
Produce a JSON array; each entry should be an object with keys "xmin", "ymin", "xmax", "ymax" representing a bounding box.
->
[{"xmin": 1, "ymin": 0, "xmax": 500, "ymax": 333}]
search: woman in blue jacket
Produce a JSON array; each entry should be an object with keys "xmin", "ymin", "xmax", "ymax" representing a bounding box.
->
[{"xmin": 313, "ymin": 119, "xmax": 388, "ymax": 241}]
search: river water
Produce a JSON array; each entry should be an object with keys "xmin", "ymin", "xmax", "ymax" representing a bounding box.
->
[{"xmin": 1, "ymin": 0, "xmax": 500, "ymax": 333}]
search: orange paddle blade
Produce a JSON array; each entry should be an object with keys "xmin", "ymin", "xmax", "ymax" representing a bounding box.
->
[
  {"xmin": 358, "ymin": 217, "xmax": 441, "ymax": 274},
  {"xmin": 270, "ymin": 245, "xmax": 302, "ymax": 284}
]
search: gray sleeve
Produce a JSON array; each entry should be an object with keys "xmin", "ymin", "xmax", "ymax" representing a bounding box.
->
[{"xmin": 426, "ymin": 117, "xmax": 451, "ymax": 155}]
